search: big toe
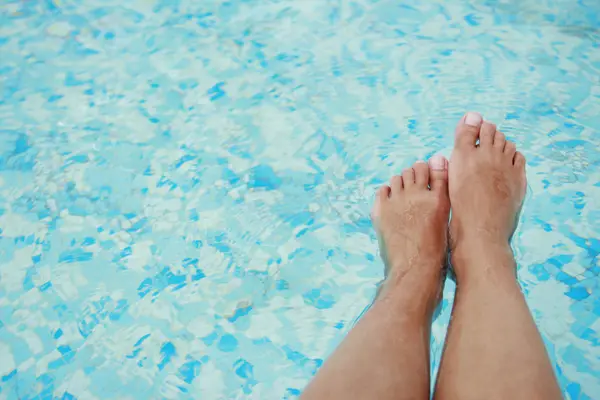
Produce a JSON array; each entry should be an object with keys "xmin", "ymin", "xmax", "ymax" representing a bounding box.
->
[
  {"xmin": 428, "ymin": 155, "xmax": 448, "ymax": 192},
  {"xmin": 454, "ymin": 111, "xmax": 483, "ymax": 149}
]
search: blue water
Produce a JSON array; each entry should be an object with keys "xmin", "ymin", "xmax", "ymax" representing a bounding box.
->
[{"xmin": 1, "ymin": 0, "xmax": 599, "ymax": 398}]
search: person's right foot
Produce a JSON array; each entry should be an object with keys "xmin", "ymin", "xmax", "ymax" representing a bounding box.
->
[{"xmin": 448, "ymin": 112, "xmax": 527, "ymax": 278}]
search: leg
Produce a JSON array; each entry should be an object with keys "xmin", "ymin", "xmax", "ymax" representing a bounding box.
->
[
  {"xmin": 433, "ymin": 113, "xmax": 562, "ymax": 400},
  {"xmin": 302, "ymin": 158, "xmax": 451, "ymax": 400}
]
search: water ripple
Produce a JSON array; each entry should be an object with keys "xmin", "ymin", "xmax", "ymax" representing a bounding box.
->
[{"xmin": 1, "ymin": 0, "xmax": 599, "ymax": 398}]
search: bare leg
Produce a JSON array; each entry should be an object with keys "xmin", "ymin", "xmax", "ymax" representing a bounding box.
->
[
  {"xmin": 434, "ymin": 113, "xmax": 562, "ymax": 400},
  {"xmin": 302, "ymin": 158, "xmax": 451, "ymax": 400}
]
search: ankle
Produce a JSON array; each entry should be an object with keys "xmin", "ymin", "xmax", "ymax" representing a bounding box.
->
[
  {"xmin": 450, "ymin": 224, "xmax": 511, "ymax": 248},
  {"xmin": 452, "ymin": 237, "xmax": 513, "ymax": 258},
  {"xmin": 451, "ymin": 240, "xmax": 518, "ymax": 284},
  {"xmin": 376, "ymin": 269, "xmax": 442, "ymax": 321}
]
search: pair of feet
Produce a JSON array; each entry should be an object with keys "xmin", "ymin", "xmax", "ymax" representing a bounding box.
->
[
  {"xmin": 372, "ymin": 112, "xmax": 527, "ymax": 310},
  {"xmin": 303, "ymin": 111, "xmax": 560, "ymax": 400}
]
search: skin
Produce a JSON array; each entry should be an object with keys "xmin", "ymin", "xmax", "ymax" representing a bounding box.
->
[
  {"xmin": 433, "ymin": 112, "xmax": 562, "ymax": 400},
  {"xmin": 302, "ymin": 156, "xmax": 451, "ymax": 400},
  {"xmin": 302, "ymin": 112, "xmax": 561, "ymax": 400}
]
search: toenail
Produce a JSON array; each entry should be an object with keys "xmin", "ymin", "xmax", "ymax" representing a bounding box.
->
[
  {"xmin": 464, "ymin": 112, "xmax": 483, "ymax": 127},
  {"xmin": 416, "ymin": 160, "xmax": 426, "ymax": 164},
  {"xmin": 429, "ymin": 155, "xmax": 447, "ymax": 170}
]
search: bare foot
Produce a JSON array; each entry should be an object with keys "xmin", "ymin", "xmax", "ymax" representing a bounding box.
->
[
  {"xmin": 371, "ymin": 157, "xmax": 451, "ymax": 313},
  {"xmin": 303, "ymin": 158, "xmax": 451, "ymax": 400},
  {"xmin": 449, "ymin": 112, "xmax": 527, "ymax": 278},
  {"xmin": 434, "ymin": 113, "xmax": 562, "ymax": 400}
]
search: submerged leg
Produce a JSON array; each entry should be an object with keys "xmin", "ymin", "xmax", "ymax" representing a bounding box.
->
[
  {"xmin": 303, "ymin": 157, "xmax": 451, "ymax": 400},
  {"xmin": 434, "ymin": 113, "xmax": 561, "ymax": 400}
]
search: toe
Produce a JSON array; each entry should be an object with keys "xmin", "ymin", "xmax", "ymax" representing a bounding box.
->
[
  {"xmin": 390, "ymin": 175, "xmax": 403, "ymax": 194},
  {"xmin": 413, "ymin": 161, "xmax": 429, "ymax": 188},
  {"xmin": 514, "ymin": 151, "xmax": 526, "ymax": 169},
  {"xmin": 372, "ymin": 185, "xmax": 390, "ymax": 221},
  {"xmin": 402, "ymin": 167, "xmax": 415, "ymax": 188},
  {"xmin": 376, "ymin": 184, "xmax": 391, "ymax": 199},
  {"xmin": 454, "ymin": 111, "xmax": 483, "ymax": 149},
  {"xmin": 428, "ymin": 155, "xmax": 448, "ymax": 192},
  {"xmin": 493, "ymin": 130, "xmax": 506, "ymax": 151},
  {"xmin": 479, "ymin": 122, "xmax": 496, "ymax": 148},
  {"xmin": 504, "ymin": 141, "xmax": 517, "ymax": 160}
]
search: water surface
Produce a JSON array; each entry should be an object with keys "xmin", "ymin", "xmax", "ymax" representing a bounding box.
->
[{"xmin": 0, "ymin": 0, "xmax": 599, "ymax": 398}]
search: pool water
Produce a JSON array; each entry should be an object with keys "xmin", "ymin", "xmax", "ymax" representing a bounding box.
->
[{"xmin": 1, "ymin": 0, "xmax": 599, "ymax": 398}]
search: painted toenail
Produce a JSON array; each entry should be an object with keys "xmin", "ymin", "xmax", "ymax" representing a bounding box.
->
[
  {"xmin": 464, "ymin": 112, "xmax": 482, "ymax": 127},
  {"xmin": 429, "ymin": 155, "xmax": 447, "ymax": 170}
]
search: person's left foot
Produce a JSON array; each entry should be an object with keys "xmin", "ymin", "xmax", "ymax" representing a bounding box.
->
[{"xmin": 371, "ymin": 157, "xmax": 451, "ymax": 312}]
